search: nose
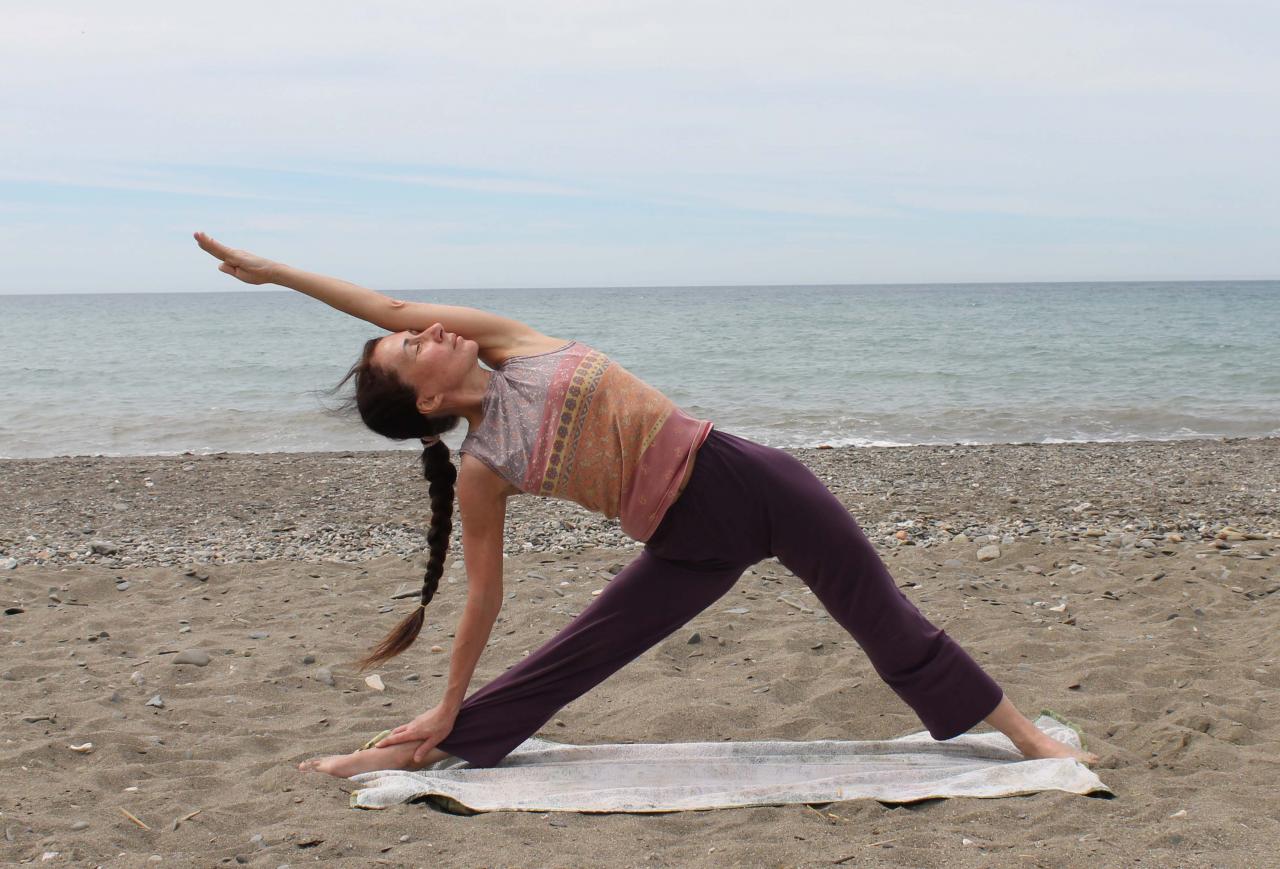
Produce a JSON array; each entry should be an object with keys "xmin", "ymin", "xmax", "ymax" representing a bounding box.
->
[{"xmin": 410, "ymin": 324, "xmax": 446, "ymax": 344}]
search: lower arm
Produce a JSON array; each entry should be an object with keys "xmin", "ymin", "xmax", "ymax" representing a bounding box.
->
[
  {"xmin": 441, "ymin": 598, "xmax": 502, "ymax": 713},
  {"xmin": 271, "ymin": 264, "xmax": 395, "ymax": 328}
]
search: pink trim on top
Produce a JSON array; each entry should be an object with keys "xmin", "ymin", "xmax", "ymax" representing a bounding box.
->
[
  {"xmin": 619, "ymin": 413, "xmax": 714, "ymax": 541},
  {"xmin": 523, "ymin": 345, "xmax": 589, "ymax": 492}
]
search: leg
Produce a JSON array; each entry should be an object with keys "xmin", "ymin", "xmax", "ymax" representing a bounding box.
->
[
  {"xmin": 763, "ymin": 451, "xmax": 1004, "ymax": 740},
  {"xmin": 435, "ymin": 548, "xmax": 747, "ymax": 767},
  {"xmin": 984, "ymin": 695, "xmax": 1098, "ymax": 763}
]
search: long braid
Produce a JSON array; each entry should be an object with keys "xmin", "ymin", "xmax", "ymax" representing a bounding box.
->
[{"xmin": 356, "ymin": 438, "xmax": 458, "ymax": 670}]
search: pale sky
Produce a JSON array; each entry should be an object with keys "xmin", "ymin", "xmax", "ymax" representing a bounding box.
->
[{"xmin": 2, "ymin": 0, "xmax": 1277, "ymax": 293}]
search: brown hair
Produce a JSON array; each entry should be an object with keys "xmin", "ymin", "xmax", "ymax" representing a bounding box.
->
[{"xmin": 336, "ymin": 336, "xmax": 460, "ymax": 670}]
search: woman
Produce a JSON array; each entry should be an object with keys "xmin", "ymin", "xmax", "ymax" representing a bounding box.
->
[{"xmin": 194, "ymin": 231, "xmax": 1097, "ymax": 775}]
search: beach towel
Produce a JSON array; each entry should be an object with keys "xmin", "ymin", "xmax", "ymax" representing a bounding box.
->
[{"xmin": 347, "ymin": 713, "xmax": 1110, "ymax": 813}]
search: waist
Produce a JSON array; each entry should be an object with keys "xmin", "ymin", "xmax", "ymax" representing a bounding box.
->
[{"xmin": 675, "ymin": 447, "xmax": 698, "ymax": 498}]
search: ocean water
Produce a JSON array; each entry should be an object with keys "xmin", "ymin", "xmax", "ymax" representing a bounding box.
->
[{"xmin": 1, "ymin": 282, "xmax": 1277, "ymax": 458}]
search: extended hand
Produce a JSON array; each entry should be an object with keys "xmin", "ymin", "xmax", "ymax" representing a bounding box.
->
[
  {"xmin": 375, "ymin": 703, "xmax": 459, "ymax": 765},
  {"xmin": 193, "ymin": 231, "xmax": 279, "ymax": 285}
]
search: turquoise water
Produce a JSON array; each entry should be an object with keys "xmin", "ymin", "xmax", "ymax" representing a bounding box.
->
[{"xmin": 2, "ymin": 281, "xmax": 1277, "ymax": 458}]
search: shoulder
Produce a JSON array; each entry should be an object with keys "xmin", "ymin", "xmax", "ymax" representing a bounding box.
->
[{"xmin": 457, "ymin": 451, "xmax": 521, "ymax": 499}]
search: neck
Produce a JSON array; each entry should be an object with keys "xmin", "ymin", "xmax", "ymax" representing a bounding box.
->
[{"xmin": 447, "ymin": 366, "xmax": 493, "ymax": 430}]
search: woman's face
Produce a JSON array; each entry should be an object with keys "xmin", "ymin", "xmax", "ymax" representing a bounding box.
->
[{"xmin": 369, "ymin": 322, "xmax": 478, "ymax": 407}]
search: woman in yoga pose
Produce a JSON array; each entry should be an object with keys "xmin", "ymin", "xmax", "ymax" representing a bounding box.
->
[{"xmin": 194, "ymin": 231, "xmax": 1097, "ymax": 775}]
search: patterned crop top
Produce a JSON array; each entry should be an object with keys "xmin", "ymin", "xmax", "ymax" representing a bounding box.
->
[{"xmin": 458, "ymin": 340, "xmax": 713, "ymax": 542}]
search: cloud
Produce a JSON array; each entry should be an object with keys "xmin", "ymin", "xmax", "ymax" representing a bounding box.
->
[{"xmin": 1, "ymin": 0, "xmax": 1277, "ymax": 291}]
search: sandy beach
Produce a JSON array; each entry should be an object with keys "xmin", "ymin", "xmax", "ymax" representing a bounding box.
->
[{"xmin": 2, "ymin": 436, "xmax": 1277, "ymax": 867}]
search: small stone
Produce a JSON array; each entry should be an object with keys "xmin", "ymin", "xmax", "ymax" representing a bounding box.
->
[
  {"xmin": 146, "ymin": 695, "xmax": 164, "ymax": 708},
  {"xmin": 130, "ymin": 671, "xmax": 146, "ymax": 687},
  {"xmin": 725, "ymin": 607, "xmax": 750, "ymax": 614},
  {"xmin": 248, "ymin": 631, "xmax": 269, "ymax": 640},
  {"xmin": 390, "ymin": 585, "xmax": 418, "ymax": 600},
  {"xmin": 173, "ymin": 649, "xmax": 210, "ymax": 667},
  {"xmin": 70, "ymin": 821, "xmax": 89, "ymax": 831},
  {"xmin": 302, "ymin": 654, "xmax": 316, "ymax": 665},
  {"xmin": 0, "ymin": 557, "xmax": 17, "ymax": 570},
  {"xmin": 365, "ymin": 674, "xmax": 385, "ymax": 692},
  {"xmin": 90, "ymin": 540, "xmax": 118, "ymax": 555},
  {"xmin": 116, "ymin": 581, "xmax": 131, "ymax": 591},
  {"xmin": 316, "ymin": 668, "xmax": 335, "ymax": 686},
  {"xmin": 962, "ymin": 837, "xmax": 976, "ymax": 846},
  {"xmin": 251, "ymin": 833, "xmax": 265, "ymax": 848},
  {"xmin": 976, "ymin": 545, "xmax": 1001, "ymax": 562},
  {"xmin": 398, "ymin": 834, "xmax": 410, "ymax": 843},
  {"xmin": 67, "ymin": 742, "xmax": 94, "ymax": 753},
  {"xmin": 430, "ymin": 645, "xmax": 445, "ymax": 653},
  {"xmin": 1083, "ymin": 528, "xmax": 1105, "ymax": 538},
  {"xmin": 810, "ymin": 642, "xmax": 824, "ymax": 650},
  {"xmin": 1169, "ymin": 808, "xmax": 1187, "ymax": 818},
  {"xmin": 687, "ymin": 632, "xmax": 702, "ymax": 644}
]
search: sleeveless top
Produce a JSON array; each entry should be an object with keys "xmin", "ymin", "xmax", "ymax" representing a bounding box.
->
[{"xmin": 458, "ymin": 340, "xmax": 713, "ymax": 542}]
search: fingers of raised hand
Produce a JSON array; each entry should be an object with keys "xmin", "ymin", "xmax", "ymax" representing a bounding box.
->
[{"xmin": 194, "ymin": 231, "xmax": 234, "ymax": 262}]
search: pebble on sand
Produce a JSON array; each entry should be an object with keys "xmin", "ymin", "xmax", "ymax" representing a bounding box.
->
[
  {"xmin": 365, "ymin": 674, "xmax": 386, "ymax": 692},
  {"xmin": 145, "ymin": 695, "xmax": 164, "ymax": 708},
  {"xmin": 976, "ymin": 545, "xmax": 1001, "ymax": 562},
  {"xmin": 173, "ymin": 649, "xmax": 211, "ymax": 667}
]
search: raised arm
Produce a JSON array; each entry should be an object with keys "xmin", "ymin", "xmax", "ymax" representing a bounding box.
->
[{"xmin": 193, "ymin": 231, "xmax": 558, "ymax": 360}]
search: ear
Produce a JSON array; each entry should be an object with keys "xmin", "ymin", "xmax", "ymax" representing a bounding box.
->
[{"xmin": 415, "ymin": 392, "xmax": 444, "ymax": 416}]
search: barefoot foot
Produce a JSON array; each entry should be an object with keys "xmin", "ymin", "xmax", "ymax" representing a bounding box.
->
[
  {"xmin": 298, "ymin": 742, "xmax": 454, "ymax": 778},
  {"xmin": 1014, "ymin": 730, "xmax": 1099, "ymax": 765}
]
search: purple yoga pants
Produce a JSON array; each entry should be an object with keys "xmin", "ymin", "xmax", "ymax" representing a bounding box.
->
[{"xmin": 436, "ymin": 428, "xmax": 1003, "ymax": 767}]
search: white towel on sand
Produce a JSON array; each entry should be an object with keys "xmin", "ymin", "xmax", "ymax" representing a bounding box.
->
[{"xmin": 347, "ymin": 714, "xmax": 1110, "ymax": 813}]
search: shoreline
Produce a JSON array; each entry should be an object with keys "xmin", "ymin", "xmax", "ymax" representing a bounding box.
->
[
  {"xmin": 1, "ymin": 435, "xmax": 1276, "ymax": 570},
  {"xmin": 5, "ymin": 430, "xmax": 1277, "ymax": 461}
]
